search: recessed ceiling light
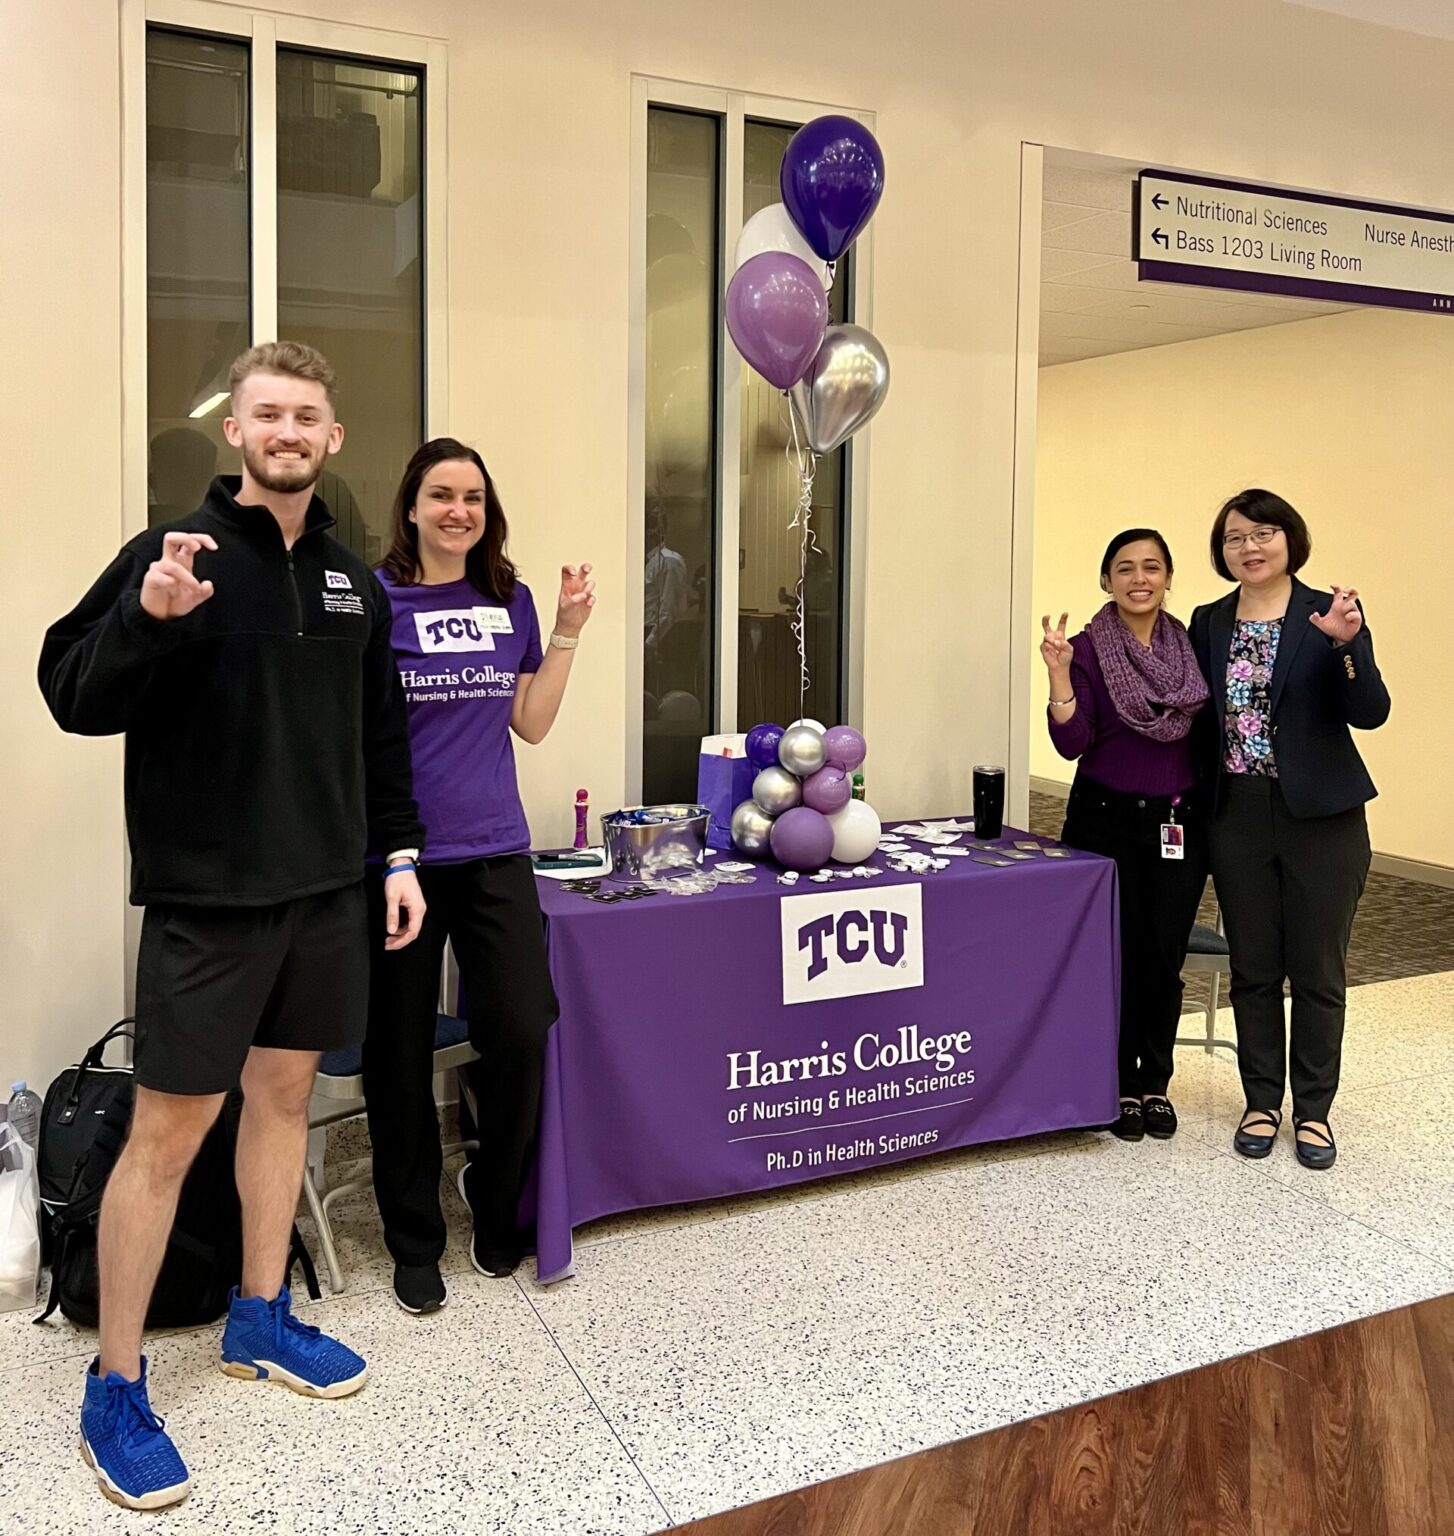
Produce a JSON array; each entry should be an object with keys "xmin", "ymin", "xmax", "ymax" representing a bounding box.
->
[{"xmin": 1129, "ymin": 303, "xmax": 1151, "ymax": 311}]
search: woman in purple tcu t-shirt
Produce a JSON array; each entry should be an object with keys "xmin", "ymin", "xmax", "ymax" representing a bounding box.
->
[
  {"xmin": 363, "ymin": 437, "xmax": 595, "ymax": 1314},
  {"xmin": 1041, "ymin": 528, "xmax": 1210, "ymax": 1146}
]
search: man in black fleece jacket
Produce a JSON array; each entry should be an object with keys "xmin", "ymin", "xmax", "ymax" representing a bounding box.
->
[{"xmin": 40, "ymin": 342, "xmax": 426, "ymax": 1511}]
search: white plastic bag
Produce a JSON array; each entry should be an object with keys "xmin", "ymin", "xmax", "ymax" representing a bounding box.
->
[{"xmin": 0, "ymin": 1125, "xmax": 40, "ymax": 1313}]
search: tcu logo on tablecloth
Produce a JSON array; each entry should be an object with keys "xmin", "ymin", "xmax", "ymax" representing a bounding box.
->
[{"xmin": 779, "ymin": 884, "xmax": 924, "ymax": 1005}]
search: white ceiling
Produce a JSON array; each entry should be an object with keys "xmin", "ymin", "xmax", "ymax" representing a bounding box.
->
[{"xmin": 1039, "ymin": 158, "xmax": 1353, "ymax": 368}]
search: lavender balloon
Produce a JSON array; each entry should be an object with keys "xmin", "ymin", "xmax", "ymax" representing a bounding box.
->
[
  {"xmin": 770, "ymin": 806, "xmax": 835, "ymax": 871},
  {"xmin": 780, "ymin": 116, "xmax": 886, "ymax": 263},
  {"xmin": 725, "ymin": 252, "xmax": 829, "ymax": 390},
  {"xmin": 745, "ymin": 722, "xmax": 786, "ymax": 772},
  {"xmin": 802, "ymin": 763, "xmax": 851, "ymax": 814},
  {"xmin": 822, "ymin": 724, "xmax": 867, "ymax": 772}
]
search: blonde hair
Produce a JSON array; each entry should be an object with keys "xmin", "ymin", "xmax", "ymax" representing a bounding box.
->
[{"xmin": 228, "ymin": 341, "xmax": 337, "ymax": 406}]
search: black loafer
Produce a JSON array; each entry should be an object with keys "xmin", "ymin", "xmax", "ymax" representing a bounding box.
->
[
  {"xmin": 1142, "ymin": 1098, "xmax": 1177, "ymax": 1139},
  {"xmin": 1233, "ymin": 1108, "xmax": 1282, "ymax": 1159},
  {"xmin": 1107, "ymin": 1100, "xmax": 1145, "ymax": 1141},
  {"xmin": 393, "ymin": 1261, "xmax": 447, "ymax": 1315},
  {"xmin": 1294, "ymin": 1119, "xmax": 1337, "ymax": 1170}
]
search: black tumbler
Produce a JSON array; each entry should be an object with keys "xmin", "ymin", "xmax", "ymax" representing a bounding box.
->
[{"xmin": 973, "ymin": 765, "xmax": 1006, "ymax": 841}]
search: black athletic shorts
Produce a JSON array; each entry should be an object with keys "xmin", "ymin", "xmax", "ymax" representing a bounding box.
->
[{"xmin": 134, "ymin": 882, "xmax": 369, "ymax": 1096}]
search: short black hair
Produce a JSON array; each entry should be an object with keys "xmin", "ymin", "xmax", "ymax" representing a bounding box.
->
[
  {"xmin": 1100, "ymin": 528, "xmax": 1174, "ymax": 583},
  {"xmin": 1211, "ymin": 489, "xmax": 1311, "ymax": 581}
]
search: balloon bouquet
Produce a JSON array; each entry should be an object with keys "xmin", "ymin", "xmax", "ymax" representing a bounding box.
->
[
  {"xmin": 730, "ymin": 719, "xmax": 882, "ymax": 871},
  {"xmin": 725, "ymin": 115, "xmax": 889, "ymax": 723}
]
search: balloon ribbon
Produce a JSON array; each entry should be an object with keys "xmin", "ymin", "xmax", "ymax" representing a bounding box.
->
[{"xmin": 784, "ymin": 394, "xmax": 821, "ymax": 719}]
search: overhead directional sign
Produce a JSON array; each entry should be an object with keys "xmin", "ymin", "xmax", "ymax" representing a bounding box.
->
[{"xmin": 1136, "ymin": 171, "xmax": 1454, "ymax": 314}]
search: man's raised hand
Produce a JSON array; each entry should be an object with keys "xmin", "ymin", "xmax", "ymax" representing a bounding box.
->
[{"xmin": 140, "ymin": 532, "xmax": 219, "ymax": 621}]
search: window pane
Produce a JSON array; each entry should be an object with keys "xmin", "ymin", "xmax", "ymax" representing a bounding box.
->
[
  {"xmin": 737, "ymin": 121, "xmax": 850, "ymax": 732},
  {"xmin": 146, "ymin": 29, "xmax": 250, "ymax": 525},
  {"xmin": 644, "ymin": 107, "xmax": 721, "ymax": 802},
  {"xmin": 276, "ymin": 50, "xmax": 423, "ymax": 562}
]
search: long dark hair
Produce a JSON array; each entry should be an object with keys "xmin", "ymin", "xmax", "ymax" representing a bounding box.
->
[{"xmin": 380, "ymin": 437, "xmax": 518, "ymax": 602}]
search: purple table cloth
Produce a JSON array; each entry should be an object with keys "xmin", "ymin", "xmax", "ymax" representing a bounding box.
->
[{"xmin": 526, "ymin": 824, "xmax": 1119, "ymax": 1282}]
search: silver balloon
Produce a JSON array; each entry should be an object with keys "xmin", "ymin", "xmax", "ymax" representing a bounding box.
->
[
  {"xmin": 789, "ymin": 324, "xmax": 891, "ymax": 456},
  {"xmin": 778, "ymin": 724, "xmax": 827, "ymax": 777},
  {"xmin": 731, "ymin": 798, "xmax": 775, "ymax": 857},
  {"xmin": 752, "ymin": 765, "xmax": 803, "ymax": 816}
]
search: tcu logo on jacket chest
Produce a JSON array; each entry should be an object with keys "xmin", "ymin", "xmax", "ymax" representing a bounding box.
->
[{"xmin": 780, "ymin": 885, "xmax": 924, "ymax": 1005}]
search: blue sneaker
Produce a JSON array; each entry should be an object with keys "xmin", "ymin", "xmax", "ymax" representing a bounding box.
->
[
  {"xmin": 219, "ymin": 1286, "xmax": 368, "ymax": 1398},
  {"xmin": 79, "ymin": 1356, "xmax": 191, "ymax": 1510}
]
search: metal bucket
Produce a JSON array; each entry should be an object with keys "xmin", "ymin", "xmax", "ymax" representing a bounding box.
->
[{"xmin": 601, "ymin": 804, "xmax": 710, "ymax": 883}]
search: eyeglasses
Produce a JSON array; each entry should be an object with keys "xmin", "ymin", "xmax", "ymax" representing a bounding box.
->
[{"xmin": 1222, "ymin": 526, "xmax": 1281, "ymax": 551}]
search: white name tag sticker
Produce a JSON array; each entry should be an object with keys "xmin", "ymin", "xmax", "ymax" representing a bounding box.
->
[{"xmin": 473, "ymin": 606, "xmax": 514, "ymax": 634}]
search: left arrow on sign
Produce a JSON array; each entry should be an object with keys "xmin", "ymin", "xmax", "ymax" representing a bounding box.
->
[
  {"xmin": 1152, "ymin": 193, "xmax": 1168, "ymax": 210},
  {"xmin": 1151, "ymin": 227, "xmax": 1169, "ymax": 249}
]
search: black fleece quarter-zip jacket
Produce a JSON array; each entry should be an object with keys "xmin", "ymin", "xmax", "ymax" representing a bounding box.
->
[{"xmin": 39, "ymin": 477, "xmax": 425, "ymax": 906}]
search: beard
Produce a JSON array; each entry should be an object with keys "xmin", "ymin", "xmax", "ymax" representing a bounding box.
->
[{"xmin": 241, "ymin": 441, "xmax": 323, "ymax": 494}]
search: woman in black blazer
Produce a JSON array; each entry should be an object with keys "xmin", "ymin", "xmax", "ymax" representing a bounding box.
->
[{"xmin": 1190, "ymin": 489, "xmax": 1390, "ymax": 1170}]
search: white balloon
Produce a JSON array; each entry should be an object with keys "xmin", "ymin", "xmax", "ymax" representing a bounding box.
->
[
  {"xmin": 826, "ymin": 800, "xmax": 881, "ymax": 863},
  {"xmin": 734, "ymin": 204, "xmax": 832, "ymax": 289},
  {"xmin": 789, "ymin": 717, "xmax": 827, "ymax": 734}
]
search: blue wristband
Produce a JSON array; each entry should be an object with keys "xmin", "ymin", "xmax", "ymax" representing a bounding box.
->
[{"xmin": 383, "ymin": 861, "xmax": 418, "ymax": 879}]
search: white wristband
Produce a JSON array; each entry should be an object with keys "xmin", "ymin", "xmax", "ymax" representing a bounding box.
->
[{"xmin": 549, "ymin": 633, "xmax": 580, "ymax": 650}]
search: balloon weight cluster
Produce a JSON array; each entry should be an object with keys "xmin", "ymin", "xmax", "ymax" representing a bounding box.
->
[{"xmin": 730, "ymin": 720, "xmax": 880, "ymax": 871}]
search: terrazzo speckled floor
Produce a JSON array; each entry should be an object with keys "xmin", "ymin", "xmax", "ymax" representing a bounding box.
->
[{"xmin": 3, "ymin": 970, "xmax": 1451, "ymax": 1532}]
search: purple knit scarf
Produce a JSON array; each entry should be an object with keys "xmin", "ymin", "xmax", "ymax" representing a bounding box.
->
[{"xmin": 1087, "ymin": 602, "xmax": 1209, "ymax": 742}]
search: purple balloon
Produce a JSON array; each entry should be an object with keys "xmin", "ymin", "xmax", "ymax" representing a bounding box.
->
[
  {"xmin": 780, "ymin": 116, "xmax": 885, "ymax": 263},
  {"xmin": 745, "ymin": 722, "xmax": 786, "ymax": 772},
  {"xmin": 726, "ymin": 253, "xmax": 829, "ymax": 390},
  {"xmin": 802, "ymin": 763, "xmax": 851, "ymax": 814},
  {"xmin": 770, "ymin": 806, "xmax": 836, "ymax": 871},
  {"xmin": 822, "ymin": 725, "xmax": 867, "ymax": 772}
]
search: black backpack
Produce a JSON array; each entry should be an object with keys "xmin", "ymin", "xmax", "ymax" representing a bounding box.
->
[{"xmin": 36, "ymin": 1019, "xmax": 319, "ymax": 1328}]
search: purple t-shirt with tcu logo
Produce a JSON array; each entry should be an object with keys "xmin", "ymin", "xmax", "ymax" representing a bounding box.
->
[{"xmin": 378, "ymin": 571, "xmax": 543, "ymax": 862}]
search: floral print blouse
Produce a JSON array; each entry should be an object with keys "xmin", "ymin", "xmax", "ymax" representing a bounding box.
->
[{"xmin": 1225, "ymin": 618, "xmax": 1281, "ymax": 776}]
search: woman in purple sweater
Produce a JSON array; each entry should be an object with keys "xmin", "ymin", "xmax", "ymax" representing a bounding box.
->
[{"xmin": 1042, "ymin": 529, "xmax": 1210, "ymax": 1142}]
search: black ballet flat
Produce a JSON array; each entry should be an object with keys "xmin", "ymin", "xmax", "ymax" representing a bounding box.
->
[
  {"xmin": 1233, "ymin": 1108, "xmax": 1282, "ymax": 1159},
  {"xmin": 1294, "ymin": 1118, "xmax": 1337, "ymax": 1171},
  {"xmin": 1107, "ymin": 1100, "xmax": 1145, "ymax": 1141},
  {"xmin": 1142, "ymin": 1098, "xmax": 1177, "ymax": 1139}
]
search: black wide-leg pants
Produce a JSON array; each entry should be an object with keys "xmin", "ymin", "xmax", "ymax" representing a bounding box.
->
[
  {"xmin": 363, "ymin": 855, "xmax": 559, "ymax": 1266},
  {"xmin": 1209, "ymin": 775, "xmax": 1370, "ymax": 1123}
]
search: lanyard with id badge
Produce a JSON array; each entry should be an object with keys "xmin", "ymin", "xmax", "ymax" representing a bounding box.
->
[{"xmin": 1160, "ymin": 795, "xmax": 1185, "ymax": 861}]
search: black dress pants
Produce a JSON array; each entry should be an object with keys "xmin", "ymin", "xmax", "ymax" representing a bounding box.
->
[
  {"xmin": 1209, "ymin": 776, "xmax": 1370, "ymax": 1123},
  {"xmin": 363, "ymin": 855, "xmax": 559, "ymax": 1266},
  {"xmin": 1062, "ymin": 776, "xmax": 1208, "ymax": 1099}
]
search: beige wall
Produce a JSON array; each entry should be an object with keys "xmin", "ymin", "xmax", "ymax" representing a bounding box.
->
[
  {"xmin": 8, "ymin": 0, "xmax": 1454, "ymax": 1088},
  {"xmin": 1030, "ymin": 307, "xmax": 1454, "ymax": 867}
]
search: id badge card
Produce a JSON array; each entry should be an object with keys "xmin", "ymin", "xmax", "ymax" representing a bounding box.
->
[{"xmin": 1160, "ymin": 822, "xmax": 1185, "ymax": 861}]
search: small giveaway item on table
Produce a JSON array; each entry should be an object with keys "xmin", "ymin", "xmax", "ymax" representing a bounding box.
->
[{"xmin": 728, "ymin": 720, "xmax": 881, "ymax": 870}]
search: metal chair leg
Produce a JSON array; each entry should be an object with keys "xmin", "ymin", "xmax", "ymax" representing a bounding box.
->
[{"xmin": 300, "ymin": 1164, "xmax": 346, "ymax": 1296}]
